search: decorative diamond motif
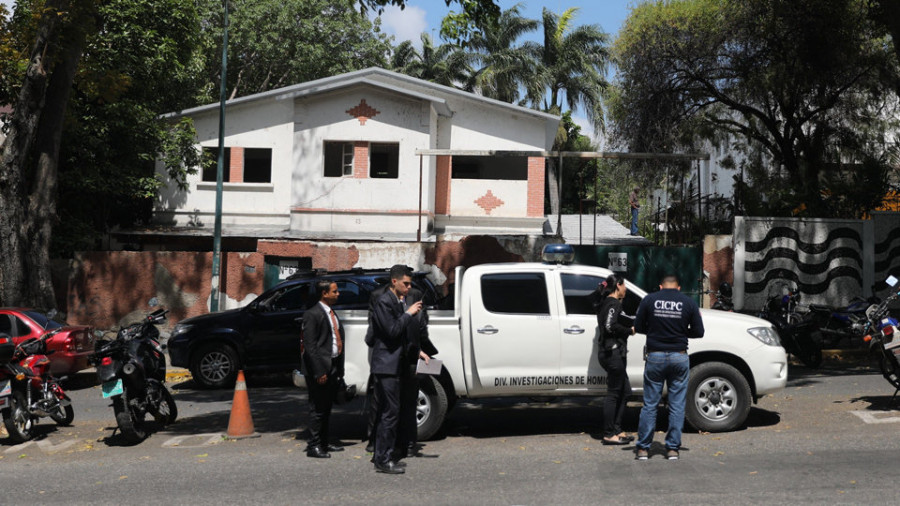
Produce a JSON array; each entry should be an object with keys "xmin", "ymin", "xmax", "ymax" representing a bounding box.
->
[
  {"xmin": 346, "ymin": 99, "xmax": 380, "ymax": 125},
  {"xmin": 475, "ymin": 190, "xmax": 505, "ymax": 215}
]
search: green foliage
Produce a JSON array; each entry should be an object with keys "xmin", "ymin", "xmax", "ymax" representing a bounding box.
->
[
  {"xmin": 195, "ymin": 0, "xmax": 394, "ymax": 103},
  {"xmin": 611, "ymin": 0, "xmax": 900, "ymax": 219},
  {"xmin": 390, "ymin": 34, "xmax": 474, "ymax": 88}
]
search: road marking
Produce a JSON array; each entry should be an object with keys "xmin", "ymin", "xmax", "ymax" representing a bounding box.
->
[
  {"xmin": 161, "ymin": 432, "xmax": 224, "ymax": 448},
  {"xmin": 3, "ymin": 439, "xmax": 77, "ymax": 454},
  {"xmin": 850, "ymin": 410, "xmax": 900, "ymax": 424}
]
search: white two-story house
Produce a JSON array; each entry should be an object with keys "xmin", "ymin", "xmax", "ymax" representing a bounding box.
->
[{"xmin": 154, "ymin": 67, "xmax": 559, "ymax": 241}]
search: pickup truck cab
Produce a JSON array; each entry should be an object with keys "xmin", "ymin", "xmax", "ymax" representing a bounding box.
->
[{"xmin": 333, "ymin": 251, "xmax": 788, "ymax": 439}]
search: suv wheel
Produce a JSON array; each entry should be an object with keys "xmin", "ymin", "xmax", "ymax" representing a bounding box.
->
[
  {"xmin": 685, "ymin": 361, "xmax": 751, "ymax": 432},
  {"xmin": 191, "ymin": 344, "xmax": 239, "ymax": 389}
]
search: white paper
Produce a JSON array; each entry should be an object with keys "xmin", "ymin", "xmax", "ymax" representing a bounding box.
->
[{"xmin": 416, "ymin": 357, "xmax": 442, "ymax": 375}]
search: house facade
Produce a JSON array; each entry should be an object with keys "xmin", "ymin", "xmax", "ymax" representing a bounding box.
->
[{"xmin": 154, "ymin": 67, "xmax": 559, "ymax": 239}]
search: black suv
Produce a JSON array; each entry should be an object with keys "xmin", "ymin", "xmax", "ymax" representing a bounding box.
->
[{"xmin": 168, "ymin": 268, "xmax": 443, "ymax": 388}]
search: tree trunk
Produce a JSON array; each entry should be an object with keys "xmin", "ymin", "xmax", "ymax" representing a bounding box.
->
[{"xmin": 0, "ymin": 0, "xmax": 90, "ymax": 308}]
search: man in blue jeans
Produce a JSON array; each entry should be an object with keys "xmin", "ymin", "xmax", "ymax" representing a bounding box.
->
[
  {"xmin": 629, "ymin": 187, "xmax": 640, "ymax": 235},
  {"xmin": 633, "ymin": 274, "xmax": 704, "ymax": 460}
]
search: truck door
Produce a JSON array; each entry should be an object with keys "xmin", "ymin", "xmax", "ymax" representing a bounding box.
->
[
  {"xmin": 469, "ymin": 271, "xmax": 560, "ymax": 394},
  {"xmin": 556, "ymin": 273, "xmax": 608, "ymax": 392}
]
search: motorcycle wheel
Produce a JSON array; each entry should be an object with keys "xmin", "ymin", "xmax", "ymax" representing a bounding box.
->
[
  {"xmin": 151, "ymin": 386, "xmax": 178, "ymax": 425},
  {"xmin": 49, "ymin": 403, "xmax": 75, "ymax": 426},
  {"xmin": 113, "ymin": 394, "xmax": 147, "ymax": 444},
  {"xmin": 3, "ymin": 391, "xmax": 35, "ymax": 443}
]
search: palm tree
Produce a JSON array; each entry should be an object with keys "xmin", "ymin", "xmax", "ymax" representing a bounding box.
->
[
  {"xmin": 531, "ymin": 7, "xmax": 611, "ymax": 217},
  {"xmin": 389, "ymin": 33, "xmax": 473, "ymax": 89},
  {"xmin": 467, "ymin": 4, "xmax": 540, "ymax": 104},
  {"xmin": 530, "ymin": 7, "xmax": 610, "ymax": 127}
]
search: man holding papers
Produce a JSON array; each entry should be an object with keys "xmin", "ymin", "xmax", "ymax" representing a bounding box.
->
[{"xmin": 397, "ymin": 283, "xmax": 438, "ymax": 460}]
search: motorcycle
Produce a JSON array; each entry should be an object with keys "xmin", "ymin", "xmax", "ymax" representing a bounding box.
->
[
  {"xmin": 711, "ymin": 282, "xmax": 734, "ymax": 311},
  {"xmin": 757, "ymin": 282, "xmax": 823, "ymax": 368},
  {"xmin": 862, "ymin": 276, "xmax": 900, "ymax": 404},
  {"xmin": 89, "ymin": 305, "xmax": 177, "ymax": 443},
  {"xmin": 0, "ymin": 329, "xmax": 75, "ymax": 443},
  {"xmin": 806, "ymin": 294, "xmax": 880, "ymax": 347}
]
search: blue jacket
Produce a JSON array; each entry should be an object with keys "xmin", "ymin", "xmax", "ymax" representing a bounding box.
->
[{"xmin": 634, "ymin": 288, "xmax": 704, "ymax": 352}]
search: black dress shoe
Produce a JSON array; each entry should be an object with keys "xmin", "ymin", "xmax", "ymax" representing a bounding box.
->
[
  {"xmin": 374, "ymin": 461, "xmax": 405, "ymax": 474},
  {"xmin": 365, "ymin": 442, "xmax": 375, "ymax": 453},
  {"xmin": 306, "ymin": 446, "xmax": 331, "ymax": 459},
  {"xmin": 326, "ymin": 444, "xmax": 344, "ymax": 452}
]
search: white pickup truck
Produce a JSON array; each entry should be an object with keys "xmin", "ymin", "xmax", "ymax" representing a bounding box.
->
[{"xmin": 332, "ymin": 254, "xmax": 788, "ymax": 440}]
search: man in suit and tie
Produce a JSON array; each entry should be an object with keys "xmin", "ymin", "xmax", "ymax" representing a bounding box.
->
[
  {"xmin": 302, "ymin": 280, "xmax": 345, "ymax": 459},
  {"xmin": 369, "ymin": 265, "xmax": 422, "ymax": 474},
  {"xmin": 396, "ymin": 283, "xmax": 438, "ymax": 458}
]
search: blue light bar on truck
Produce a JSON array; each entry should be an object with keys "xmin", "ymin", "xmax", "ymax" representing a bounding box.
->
[{"xmin": 541, "ymin": 244, "xmax": 575, "ymax": 264}]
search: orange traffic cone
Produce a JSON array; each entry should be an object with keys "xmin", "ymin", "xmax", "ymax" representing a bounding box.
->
[{"xmin": 226, "ymin": 370, "xmax": 260, "ymax": 439}]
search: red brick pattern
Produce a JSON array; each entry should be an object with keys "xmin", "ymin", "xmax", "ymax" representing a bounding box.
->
[
  {"xmin": 346, "ymin": 99, "xmax": 380, "ymax": 125},
  {"xmin": 229, "ymin": 147, "xmax": 244, "ymax": 183},
  {"xmin": 526, "ymin": 157, "xmax": 545, "ymax": 217},
  {"xmin": 434, "ymin": 155, "xmax": 452, "ymax": 214},
  {"xmin": 475, "ymin": 189, "xmax": 504, "ymax": 215},
  {"xmin": 353, "ymin": 142, "xmax": 368, "ymax": 178}
]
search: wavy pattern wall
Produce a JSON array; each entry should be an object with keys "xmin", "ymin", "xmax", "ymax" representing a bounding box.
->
[{"xmin": 734, "ymin": 216, "xmax": 874, "ymax": 311}]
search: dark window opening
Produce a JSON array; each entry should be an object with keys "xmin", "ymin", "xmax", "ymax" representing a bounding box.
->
[
  {"xmin": 481, "ymin": 273, "xmax": 549, "ymax": 314},
  {"xmin": 244, "ymin": 148, "xmax": 272, "ymax": 183},
  {"xmin": 561, "ymin": 273, "xmax": 603, "ymax": 316},
  {"xmin": 202, "ymin": 147, "xmax": 231, "ymax": 182},
  {"xmin": 451, "ymin": 155, "xmax": 527, "ymax": 180},
  {"xmin": 370, "ymin": 143, "xmax": 399, "ymax": 178},
  {"xmin": 324, "ymin": 141, "xmax": 354, "ymax": 177}
]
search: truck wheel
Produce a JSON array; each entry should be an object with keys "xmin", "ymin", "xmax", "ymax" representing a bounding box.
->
[
  {"xmin": 686, "ymin": 362, "xmax": 752, "ymax": 433},
  {"xmin": 190, "ymin": 343, "xmax": 239, "ymax": 389},
  {"xmin": 416, "ymin": 376, "xmax": 448, "ymax": 441}
]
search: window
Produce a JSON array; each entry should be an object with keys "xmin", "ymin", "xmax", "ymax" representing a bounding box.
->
[
  {"xmin": 243, "ymin": 148, "xmax": 272, "ymax": 183},
  {"xmin": 370, "ymin": 143, "xmax": 399, "ymax": 178},
  {"xmin": 335, "ymin": 280, "xmax": 370, "ymax": 307},
  {"xmin": 260, "ymin": 283, "xmax": 312, "ymax": 312},
  {"xmin": 451, "ymin": 155, "xmax": 527, "ymax": 180},
  {"xmin": 201, "ymin": 147, "xmax": 231, "ymax": 182},
  {"xmin": 481, "ymin": 273, "xmax": 549, "ymax": 314},
  {"xmin": 23, "ymin": 310, "xmax": 62, "ymax": 330},
  {"xmin": 324, "ymin": 141, "xmax": 354, "ymax": 177},
  {"xmin": 561, "ymin": 274, "xmax": 603, "ymax": 315}
]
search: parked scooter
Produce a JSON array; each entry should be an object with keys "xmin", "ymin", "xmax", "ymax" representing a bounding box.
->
[
  {"xmin": 89, "ymin": 304, "xmax": 177, "ymax": 443},
  {"xmin": 862, "ymin": 276, "xmax": 900, "ymax": 404},
  {"xmin": 0, "ymin": 329, "xmax": 75, "ymax": 442},
  {"xmin": 757, "ymin": 282, "xmax": 823, "ymax": 368}
]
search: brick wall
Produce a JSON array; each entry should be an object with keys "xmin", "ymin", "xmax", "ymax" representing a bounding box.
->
[
  {"xmin": 526, "ymin": 157, "xmax": 545, "ymax": 217},
  {"xmin": 353, "ymin": 142, "xmax": 368, "ymax": 178},
  {"xmin": 434, "ymin": 155, "xmax": 452, "ymax": 214},
  {"xmin": 229, "ymin": 147, "xmax": 244, "ymax": 183}
]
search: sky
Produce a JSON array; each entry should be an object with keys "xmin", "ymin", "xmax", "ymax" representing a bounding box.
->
[{"xmin": 375, "ymin": 1, "xmax": 635, "ymax": 141}]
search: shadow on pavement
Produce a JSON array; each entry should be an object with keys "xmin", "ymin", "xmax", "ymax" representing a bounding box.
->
[{"xmin": 847, "ymin": 394, "xmax": 900, "ymax": 412}]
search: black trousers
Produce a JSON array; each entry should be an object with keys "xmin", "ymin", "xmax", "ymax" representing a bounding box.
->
[
  {"xmin": 396, "ymin": 363, "xmax": 419, "ymax": 451},
  {"xmin": 365, "ymin": 374, "xmax": 380, "ymax": 442},
  {"xmin": 305, "ymin": 372, "xmax": 337, "ymax": 448},
  {"xmin": 599, "ymin": 350, "xmax": 630, "ymax": 438},
  {"xmin": 373, "ymin": 374, "xmax": 400, "ymax": 466}
]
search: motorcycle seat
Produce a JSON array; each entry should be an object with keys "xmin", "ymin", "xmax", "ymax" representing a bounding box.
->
[
  {"xmin": 6, "ymin": 363, "xmax": 32, "ymax": 377},
  {"xmin": 807, "ymin": 304, "xmax": 832, "ymax": 313}
]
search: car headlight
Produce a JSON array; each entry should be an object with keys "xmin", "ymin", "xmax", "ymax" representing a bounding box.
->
[
  {"xmin": 748, "ymin": 326, "xmax": 781, "ymax": 347},
  {"xmin": 171, "ymin": 324, "xmax": 193, "ymax": 338}
]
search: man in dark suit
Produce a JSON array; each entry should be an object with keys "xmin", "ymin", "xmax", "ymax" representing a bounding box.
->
[
  {"xmin": 396, "ymin": 285, "xmax": 438, "ymax": 458},
  {"xmin": 301, "ymin": 280, "xmax": 345, "ymax": 459},
  {"xmin": 369, "ymin": 265, "xmax": 422, "ymax": 474}
]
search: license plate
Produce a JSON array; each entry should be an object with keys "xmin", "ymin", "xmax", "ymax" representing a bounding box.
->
[
  {"xmin": 0, "ymin": 396, "xmax": 7, "ymax": 409},
  {"xmin": 101, "ymin": 379, "xmax": 123, "ymax": 398},
  {"xmin": 0, "ymin": 380, "xmax": 10, "ymax": 397}
]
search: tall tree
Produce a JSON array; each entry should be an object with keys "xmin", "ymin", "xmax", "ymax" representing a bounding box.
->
[
  {"xmin": 467, "ymin": 3, "xmax": 539, "ymax": 103},
  {"xmin": 390, "ymin": 33, "xmax": 474, "ymax": 88},
  {"xmin": 611, "ymin": 0, "xmax": 899, "ymax": 218}
]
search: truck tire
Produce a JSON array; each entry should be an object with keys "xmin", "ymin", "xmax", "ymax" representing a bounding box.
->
[
  {"xmin": 190, "ymin": 343, "xmax": 239, "ymax": 389},
  {"xmin": 686, "ymin": 361, "xmax": 752, "ymax": 433},
  {"xmin": 416, "ymin": 376, "xmax": 448, "ymax": 441}
]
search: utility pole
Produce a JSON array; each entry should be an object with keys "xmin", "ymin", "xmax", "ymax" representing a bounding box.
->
[{"xmin": 210, "ymin": 0, "xmax": 229, "ymax": 312}]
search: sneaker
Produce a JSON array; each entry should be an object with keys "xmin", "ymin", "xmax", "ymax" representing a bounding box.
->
[
  {"xmin": 666, "ymin": 449, "xmax": 679, "ymax": 460},
  {"xmin": 635, "ymin": 449, "xmax": 649, "ymax": 460}
]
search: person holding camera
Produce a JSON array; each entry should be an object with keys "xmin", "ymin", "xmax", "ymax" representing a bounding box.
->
[{"xmin": 595, "ymin": 274, "xmax": 635, "ymax": 445}]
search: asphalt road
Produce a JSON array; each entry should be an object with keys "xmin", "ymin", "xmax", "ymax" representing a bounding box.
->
[{"xmin": 3, "ymin": 362, "xmax": 900, "ymax": 505}]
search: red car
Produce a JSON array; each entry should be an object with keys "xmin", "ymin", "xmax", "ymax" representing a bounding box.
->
[{"xmin": 0, "ymin": 308, "xmax": 94, "ymax": 375}]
